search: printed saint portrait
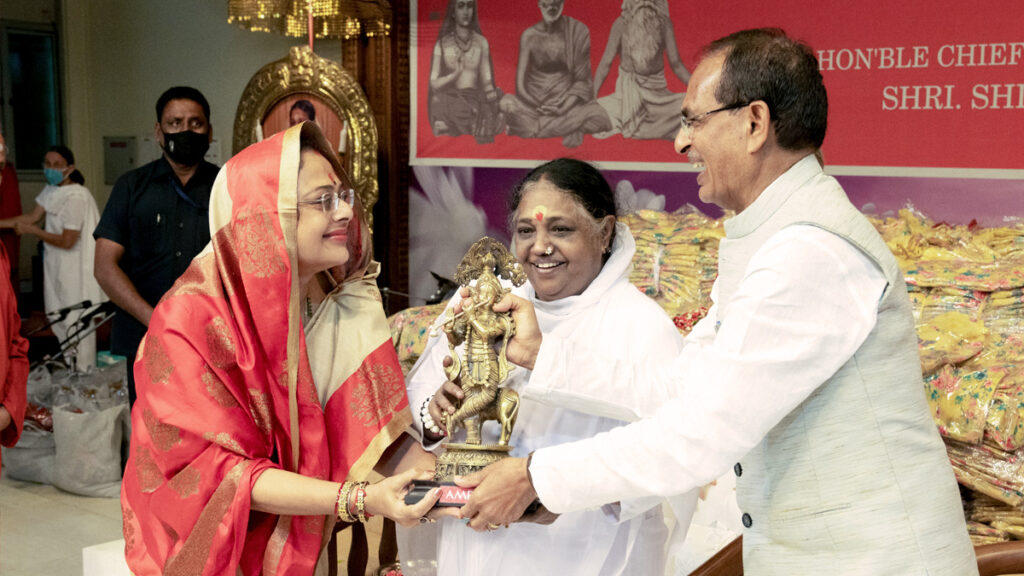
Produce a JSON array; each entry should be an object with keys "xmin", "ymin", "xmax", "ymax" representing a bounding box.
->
[
  {"xmin": 593, "ymin": 0, "xmax": 691, "ymax": 140},
  {"xmin": 428, "ymin": 0, "xmax": 505, "ymax": 144}
]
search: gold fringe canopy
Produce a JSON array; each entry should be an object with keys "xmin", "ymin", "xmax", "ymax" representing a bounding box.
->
[{"xmin": 227, "ymin": 0, "xmax": 392, "ymax": 40}]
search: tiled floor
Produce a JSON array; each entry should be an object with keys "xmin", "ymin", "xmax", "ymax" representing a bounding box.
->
[
  {"xmin": 0, "ymin": 468, "xmax": 412, "ymax": 576},
  {"xmin": 0, "ymin": 470, "xmax": 123, "ymax": 576}
]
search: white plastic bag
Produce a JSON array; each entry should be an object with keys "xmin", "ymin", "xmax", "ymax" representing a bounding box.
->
[
  {"xmin": 2, "ymin": 423, "xmax": 56, "ymax": 484},
  {"xmin": 52, "ymin": 403, "xmax": 126, "ymax": 497},
  {"xmin": 26, "ymin": 365, "xmax": 53, "ymax": 405}
]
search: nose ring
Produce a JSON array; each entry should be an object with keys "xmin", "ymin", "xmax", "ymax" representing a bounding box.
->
[{"xmin": 543, "ymin": 246, "xmax": 553, "ymax": 256}]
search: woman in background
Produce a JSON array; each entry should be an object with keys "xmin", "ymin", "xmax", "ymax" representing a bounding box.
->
[
  {"xmin": 0, "ymin": 145, "xmax": 105, "ymax": 371},
  {"xmin": 0, "ymin": 241, "xmax": 29, "ymax": 475}
]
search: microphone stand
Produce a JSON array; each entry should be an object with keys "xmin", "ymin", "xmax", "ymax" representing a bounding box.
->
[
  {"xmin": 29, "ymin": 303, "xmax": 116, "ymax": 372},
  {"xmin": 24, "ymin": 300, "xmax": 94, "ymax": 337}
]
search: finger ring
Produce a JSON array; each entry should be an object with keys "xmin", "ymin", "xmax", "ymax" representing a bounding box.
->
[
  {"xmin": 486, "ymin": 523, "xmax": 500, "ymax": 531},
  {"xmin": 419, "ymin": 516, "xmax": 435, "ymax": 524}
]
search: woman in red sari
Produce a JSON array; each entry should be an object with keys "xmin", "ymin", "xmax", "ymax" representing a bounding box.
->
[
  {"xmin": 121, "ymin": 123, "xmax": 443, "ymax": 575},
  {"xmin": 0, "ymin": 242, "xmax": 28, "ymax": 472}
]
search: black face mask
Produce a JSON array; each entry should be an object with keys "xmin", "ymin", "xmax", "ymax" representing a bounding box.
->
[{"xmin": 162, "ymin": 130, "xmax": 210, "ymax": 166}]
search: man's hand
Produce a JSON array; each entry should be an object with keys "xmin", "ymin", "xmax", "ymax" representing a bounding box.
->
[
  {"xmin": 0, "ymin": 405, "xmax": 11, "ymax": 432},
  {"xmin": 455, "ymin": 288, "xmax": 542, "ymax": 369},
  {"xmin": 457, "ymin": 456, "xmax": 537, "ymax": 531},
  {"xmin": 518, "ymin": 504, "xmax": 558, "ymax": 526},
  {"xmin": 95, "ymin": 238, "xmax": 155, "ymax": 326},
  {"xmin": 492, "ymin": 293, "xmax": 542, "ymax": 370}
]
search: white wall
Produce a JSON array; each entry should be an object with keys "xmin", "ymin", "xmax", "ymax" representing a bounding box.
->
[{"xmin": 7, "ymin": 0, "xmax": 342, "ymax": 282}]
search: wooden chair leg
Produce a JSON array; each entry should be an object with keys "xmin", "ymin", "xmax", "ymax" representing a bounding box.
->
[{"xmin": 690, "ymin": 535, "xmax": 743, "ymax": 576}]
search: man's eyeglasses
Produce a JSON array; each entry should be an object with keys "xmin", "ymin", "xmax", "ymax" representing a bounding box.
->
[
  {"xmin": 679, "ymin": 102, "xmax": 751, "ymax": 137},
  {"xmin": 298, "ymin": 188, "xmax": 356, "ymax": 214}
]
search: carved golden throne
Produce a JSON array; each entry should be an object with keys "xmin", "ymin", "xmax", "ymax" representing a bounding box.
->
[{"xmin": 233, "ymin": 45, "xmax": 379, "ymax": 225}]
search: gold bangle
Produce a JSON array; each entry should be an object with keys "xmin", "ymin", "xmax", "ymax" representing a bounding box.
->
[
  {"xmin": 355, "ymin": 481, "xmax": 372, "ymax": 523},
  {"xmin": 336, "ymin": 481, "xmax": 356, "ymax": 523},
  {"xmin": 347, "ymin": 481, "xmax": 359, "ymax": 521}
]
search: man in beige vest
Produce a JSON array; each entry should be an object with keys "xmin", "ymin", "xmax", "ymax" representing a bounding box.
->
[{"xmin": 456, "ymin": 28, "xmax": 978, "ymax": 575}]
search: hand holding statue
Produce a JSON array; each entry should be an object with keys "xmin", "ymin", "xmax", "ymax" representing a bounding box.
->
[
  {"xmin": 426, "ymin": 356, "xmax": 464, "ymax": 439},
  {"xmin": 452, "ymin": 288, "xmax": 543, "ymax": 371},
  {"xmin": 490, "ymin": 292, "xmax": 542, "ymax": 370}
]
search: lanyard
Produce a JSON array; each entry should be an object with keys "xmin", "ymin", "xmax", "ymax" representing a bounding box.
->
[{"xmin": 170, "ymin": 176, "xmax": 201, "ymax": 210}]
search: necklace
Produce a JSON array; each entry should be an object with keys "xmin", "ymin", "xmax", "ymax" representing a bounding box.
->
[{"xmin": 452, "ymin": 32, "xmax": 473, "ymax": 54}]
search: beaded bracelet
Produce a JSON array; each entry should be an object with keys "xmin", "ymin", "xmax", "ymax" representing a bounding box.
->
[
  {"xmin": 354, "ymin": 481, "xmax": 373, "ymax": 522},
  {"xmin": 336, "ymin": 481, "xmax": 356, "ymax": 523},
  {"xmin": 421, "ymin": 395, "xmax": 444, "ymax": 437}
]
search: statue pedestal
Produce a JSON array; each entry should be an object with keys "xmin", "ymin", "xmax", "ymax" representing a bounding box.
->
[{"xmin": 435, "ymin": 443, "xmax": 512, "ymax": 482}]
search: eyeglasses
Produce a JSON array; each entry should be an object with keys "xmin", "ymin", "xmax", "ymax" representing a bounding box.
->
[
  {"xmin": 679, "ymin": 102, "xmax": 751, "ymax": 137},
  {"xmin": 298, "ymin": 188, "xmax": 356, "ymax": 214}
]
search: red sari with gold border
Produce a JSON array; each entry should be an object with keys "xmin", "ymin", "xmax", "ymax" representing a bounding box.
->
[
  {"xmin": 0, "ymin": 242, "xmax": 28, "ymax": 470},
  {"xmin": 121, "ymin": 124, "xmax": 411, "ymax": 575}
]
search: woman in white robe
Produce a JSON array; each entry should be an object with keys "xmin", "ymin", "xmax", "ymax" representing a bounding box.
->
[
  {"xmin": 406, "ymin": 158, "xmax": 696, "ymax": 575},
  {"xmin": 0, "ymin": 146, "xmax": 105, "ymax": 371}
]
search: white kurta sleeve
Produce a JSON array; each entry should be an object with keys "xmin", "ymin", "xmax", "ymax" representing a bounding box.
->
[
  {"xmin": 528, "ymin": 226, "xmax": 887, "ymax": 513},
  {"xmin": 405, "ymin": 296, "xmax": 462, "ymax": 450}
]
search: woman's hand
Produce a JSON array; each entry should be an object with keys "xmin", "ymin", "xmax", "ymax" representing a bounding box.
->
[
  {"xmin": 12, "ymin": 221, "xmax": 38, "ymax": 237},
  {"xmin": 363, "ymin": 468, "xmax": 457, "ymax": 527},
  {"xmin": 428, "ymin": 357, "xmax": 464, "ymax": 429}
]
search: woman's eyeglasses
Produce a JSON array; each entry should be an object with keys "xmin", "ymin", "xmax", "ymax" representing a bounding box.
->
[{"xmin": 298, "ymin": 188, "xmax": 356, "ymax": 214}]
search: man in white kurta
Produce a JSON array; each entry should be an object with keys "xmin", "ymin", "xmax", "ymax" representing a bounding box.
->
[
  {"xmin": 406, "ymin": 224, "xmax": 696, "ymax": 575},
  {"xmin": 458, "ymin": 29, "xmax": 978, "ymax": 575}
]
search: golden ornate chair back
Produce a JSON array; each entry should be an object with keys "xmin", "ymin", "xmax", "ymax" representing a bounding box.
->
[{"xmin": 233, "ymin": 46, "xmax": 378, "ymax": 222}]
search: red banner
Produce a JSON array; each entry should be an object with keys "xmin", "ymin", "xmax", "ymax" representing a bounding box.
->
[{"xmin": 410, "ymin": 0, "xmax": 1024, "ymax": 175}]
